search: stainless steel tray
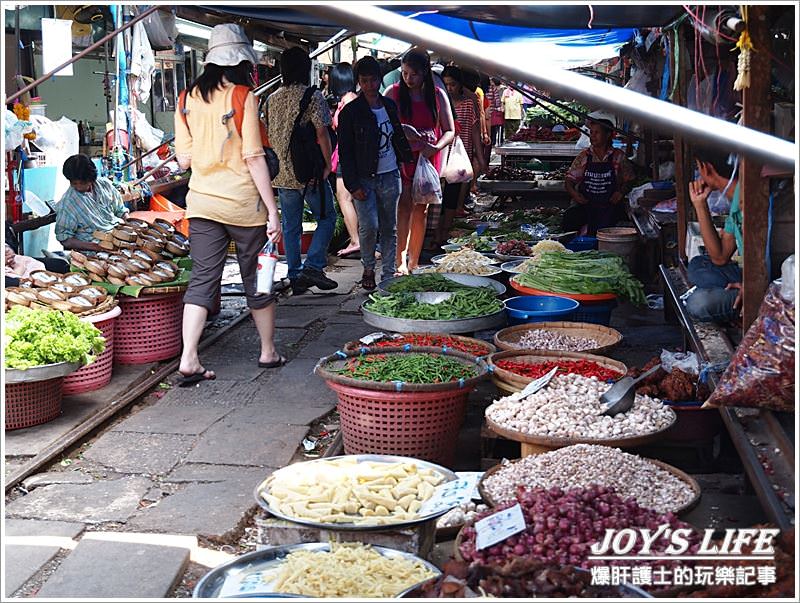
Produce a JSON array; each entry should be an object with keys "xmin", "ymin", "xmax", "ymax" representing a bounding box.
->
[
  {"xmin": 378, "ymin": 273, "xmax": 506, "ymax": 296},
  {"xmin": 5, "ymin": 361, "xmax": 82, "ymax": 384},
  {"xmin": 193, "ymin": 542, "xmax": 441, "ymax": 598},
  {"xmin": 361, "ymin": 303, "xmax": 507, "ymax": 335},
  {"xmin": 500, "ymin": 259, "xmax": 528, "ymax": 274},
  {"xmin": 254, "ymin": 454, "xmax": 459, "ymax": 531},
  {"xmin": 477, "ymin": 176, "xmax": 538, "ymax": 193}
]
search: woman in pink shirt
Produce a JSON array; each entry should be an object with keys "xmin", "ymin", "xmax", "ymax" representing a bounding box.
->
[{"xmin": 385, "ymin": 49, "xmax": 454, "ymax": 273}]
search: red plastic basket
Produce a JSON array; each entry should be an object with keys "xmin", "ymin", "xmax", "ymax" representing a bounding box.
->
[
  {"xmin": 63, "ymin": 315, "xmax": 117, "ymax": 395},
  {"xmin": 114, "ymin": 293, "xmax": 184, "ymax": 364},
  {"xmin": 326, "ymin": 381, "xmax": 469, "ymax": 466},
  {"xmin": 5, "ymin": 377, "xmax": 64, "ymax": 430}
]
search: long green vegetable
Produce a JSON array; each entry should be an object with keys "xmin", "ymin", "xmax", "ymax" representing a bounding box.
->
[
  {"xmin": 513, "ymin": 250, "xmax": 646, "ymax": 306},
  {"xmin": 386, "ymin": 274, "xmax": 478, "ymax": 294},
  {"xmin": 333, "ymin": 353, "xmax": 476, "ymax": 383},
  {"xmin": 365, "ymin": 289, "xmax": 503, "ymax": 320}
]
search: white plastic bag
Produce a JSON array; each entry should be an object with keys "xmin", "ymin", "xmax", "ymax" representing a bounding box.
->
[
  {"xmin": 441, "ymin": 136, "xmax": 473, "ymax": 184},
  {"xmin": 411, "ymin": 154, "xmax": 442, "ymax": 205},
  {"xmin": 660, "ymin": 350, "xmax": 700, "ymax": 376}
]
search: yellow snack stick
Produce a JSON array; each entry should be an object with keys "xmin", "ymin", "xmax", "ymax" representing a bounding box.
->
[{"xmin": 374, "ymin": 505, "xmax": 390, "ymax": 516}]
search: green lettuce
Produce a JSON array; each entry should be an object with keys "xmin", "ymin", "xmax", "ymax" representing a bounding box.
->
[{"xmin": 4, "ymin": 306, "xmax": 106, "ymax": 369}]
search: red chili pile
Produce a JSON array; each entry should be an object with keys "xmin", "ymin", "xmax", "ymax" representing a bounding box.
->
[
  {"xmin": 495, "ymin": 359, "xmax": 622, "ymax": 381},
  {"xmin": 371, "ymin": 334, "xmax": 491, "ymax": 356}
]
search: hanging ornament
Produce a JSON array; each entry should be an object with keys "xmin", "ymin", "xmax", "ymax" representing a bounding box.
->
[{"xmin": 732, "ymin": 6, "xmax": 755, "ymax": 91}]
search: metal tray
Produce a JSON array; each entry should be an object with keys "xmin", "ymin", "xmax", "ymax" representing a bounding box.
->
[
  {"xmin": 412, "ymin": 265, "xmax": 504, "ymax": 278},
  {"xmin": 361, "ymin": 303, "xmax": 507, "ymax": 335},
  {"xmin": 431, "ymin": 253, "xmax": 499, "ymax": 265},
  {"xmin": 500, "ymin": 259, "xmax": 528, "ymax": 274},
  {"xmin": 378, "ymin": 273, "xmax": 506, "ymax": 296},
  {"xmin": 477, "ymin": 176, "xmax": 538, "ymax": 193},
  {"xmin": 5, "ymin": 361, "xmax": 82, "ymax": 384},
  {"xmin": 254, "ymin": 454, "xmax": 459, "ymax": 531},
  {"xmin": 194, "ymin": 542, "xmax": 441, "ymax": 598}
]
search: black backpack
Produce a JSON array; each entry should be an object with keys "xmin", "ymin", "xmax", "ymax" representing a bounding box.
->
[{"xmin": 289, "ymin": 86, "xmax": 326, "ymax": 185}]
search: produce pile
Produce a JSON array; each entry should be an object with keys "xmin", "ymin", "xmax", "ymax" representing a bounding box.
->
[
  {"xmin": 513, "ymin": 250, "xmax": 646, "ymax": 305},
  {"xmin": 482, "ymin": 207, "xmax": 563, "ymax": 236},
  {"xmin": 508, "ymin": 125, "xmax": 581, "ymax": 142},
  {"xmin": 261, "ymin": 458, "xmax": 447, "ymax": 525},
  {"xmin": 6, "ymin": 271, "xmax": 110, "ymax": 314},
  {"xmin": 4, "ymin": 306, "xmax": 105, "ymax": 369},
  {"xmin": 436, "ymin": 501, "xmax": 489, "ymax": 530},
  {"xmin": 385, "ymin": 274, "xmax": 478, "ymax": 293},
  {"xmin": 407, "ymin": 559, "xmax": 643, "ymax": 598},
  {"xmin": 632, "ymin": 356, "xmax": 709, "ymax": 402},
  {"xmin": 459, "ymin": 485, "xmax": 701, "ymax": 570},
  {"xmin": 332, "ymin": 353, "xmax": 477, "ymax": 384},
  {"xmin": 425, "ymin": 248, "xmax": 498, "ymax": 276},
  {"xmin": 495, "ymin": 240, "xmax": 532, "ymax": 257},
  {"xmin": 524, "ymin": 101, "xmax": 588, "ymax": 127},
  {"xmin": 365, "ymin": 289, "xmax": 503, "ymax": 320},
  {"xmin": 485, "ymin": 166, "xmax": 536, "ymax": 181},
  {"xmin": 481, "ymin": 444, "xmax": 696, "ymax": 514},
  {"xmin": 366, "ymin": 334, "xmax": 492, "ymax": 356},
  {"xmin": 540, "ymin": 165, "xmax": 569, "ymax": 180},
  {"xmin": 486, "ymin": 373, "xmax": 675, "ymax": 440},
  {"xmin": 448, "ymin": 234, "xmax": 495, "ymax": 252},
  {"xmin": 494, "ymin": 358, "xmax": 622, "ymax": 381},
  {"xmin": 70, "ymin": 217, "xmax": 187, "ymax": 287},
  {"xmin": 256, "ymin": 542, "xmax": 437, "ymax": 597},
  {"xmin": 513, "ymin": 329, "xmax": 601, "ymax": 352}
]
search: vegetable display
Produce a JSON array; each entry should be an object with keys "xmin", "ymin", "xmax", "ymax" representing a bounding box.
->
[
  {"xmin": 513, "ymin": 250, "xmax": 646, "ymax": 305},
  {"xmin": 386, "ymin": 274, "xmax": 477, "ymax": 294},
  {"xmin": 495, "ymin": 240, "xmax": 532, "ymax": 257},
  {"xmin": 369, "ymin": 334, "xmax": 492, "ymax": 356},
  {"xmin": 458, "ymin": 485, "xmax": 701, "ymax": 570},
  {"xmin": 485, "ymin": 166, "xmax": 536, "ymax": 181},
  {"xmin": 524, "ymin": 101, "xmax": 588, "ymax": 127},
  {"xmin": 365, "ymin": 290, "xmax": 503, "ymax": 320},
  {"xmin": 448, "ymin": 234, "xmax": 495, "ymax": 252},
  {"xmin": 508, "ymin": 126, "xmax": 581, "ymax": 142},
  {"xmin": 333, "ymin": 353, "xmax": 476, "ymax": 384},
  {"xmin": 515, "ymin": 330, "xmax": 600, "ymax": 352},
  {"xmin": 425, "ymin": 248, "xmax": 499, "ymax": 276},
  {"xmin": 4, "ymin": 306, "xmax": 106, "ymax": 369},
  {"xmin": 495, "ymin": 358, "xmax": 622, "ymax": 381}
]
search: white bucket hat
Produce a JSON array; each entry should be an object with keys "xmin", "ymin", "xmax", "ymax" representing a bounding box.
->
[
  {"xmin": 203, "ymin": 23, "xmax": 258, "ymax": 66},
  {"xmin": 586, "ymin": 110, "xmax": 616, "ymax": 130}
]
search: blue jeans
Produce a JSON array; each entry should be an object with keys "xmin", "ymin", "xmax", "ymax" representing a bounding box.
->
[
  {"xmin": 685, "ymin": 255, "xmax": 742, "ymax": 323},
  {"xmin": 354, "ymin": 170, "xmax": 401, "ymax": 283},
  {"xmin": 277, "ymin": 182, "xmax": 336, "ymax": 281}
]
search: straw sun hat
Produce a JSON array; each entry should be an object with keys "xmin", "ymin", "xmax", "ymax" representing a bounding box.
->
[{"xmin": 203, "ymin": 23, "xmax": 258, "ymax": 66}]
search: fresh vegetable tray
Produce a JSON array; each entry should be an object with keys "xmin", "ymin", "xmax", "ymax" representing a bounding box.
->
[
  {"xmin": 254, "ymin": 454, "xmax": 458, "ymax": 531},
  {"xmin": 194, "ymin": 542, "xmax": 441, "ymax": 598},
  {"xmin": 361, "ymin": 302, "xmax": 506, "ymax": 334},
  {"xmin": 378, "ymin": 273, "xmax": 506, "ymax": 296},
  {"xmin": 477, "ymin": 457, "xmax": 701, "ymax": 514},
  {"xmin": 509, "ymin": 279, "xmax": 618, "ymax": 301},
  {"xmin": 5, "ymin": 361, "xmax": 82, "ymax": 384}
]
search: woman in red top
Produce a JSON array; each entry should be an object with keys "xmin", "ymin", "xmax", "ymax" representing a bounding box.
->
[{"xmin": 385, "ymin": 49, "xmax": 454, "ymax": 273}]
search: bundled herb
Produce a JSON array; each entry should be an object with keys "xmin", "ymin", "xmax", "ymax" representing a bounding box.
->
[
  {"xmin": 513, "ymin": 250, "xmax": 646, "ymax": 306},
  {"xmin": 386, "ymin": 274, "xmax": 478, "ymax": 294},
  {"xmin": 334, "ymin": 353, "xmax": 476, "ymax": 384},
  {"xmin": 365, "ymin": 289, "xmax": 503, "ymax": 320}
]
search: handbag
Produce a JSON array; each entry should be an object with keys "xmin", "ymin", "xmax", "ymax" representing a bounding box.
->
[{"xmin": 441, "ymin": 136, "xmax": 474, "ymax": 184}]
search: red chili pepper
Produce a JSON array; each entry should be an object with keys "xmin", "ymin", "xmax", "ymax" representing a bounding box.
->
[{"xmin": 495, "ymin": 359, "xmax": 622, "ymax": 381}]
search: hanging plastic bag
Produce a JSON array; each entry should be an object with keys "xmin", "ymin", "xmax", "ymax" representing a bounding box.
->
[
  {"xmin": 441, "ymin": 136, "xmax": 474, "ymax": 184},
  {"xmin": 704, "ymin": 263, "xmax": 795, "ymax": 411},
  {"xmin": 411, "ymin": 154, "xmax": 442, "ymax": 205},
  {"xmin": 660, "ymin": 350, "xmax": 700, "ymax": 376}
]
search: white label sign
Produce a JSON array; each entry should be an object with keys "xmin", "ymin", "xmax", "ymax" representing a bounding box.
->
[
  {"xmin": 456, "ymin": 471, "xmax": 484, "ymax": 500},
  {"xmin": 520, "ymin": 366, "xmax": 559, "ymax": 397},
  {"xmin": 419, "ymin": 474, "xmax": 481, "ymax": 516},
  {"xmin": 475, "ymin": 503, "xmax": 527, "ymax": 550}
]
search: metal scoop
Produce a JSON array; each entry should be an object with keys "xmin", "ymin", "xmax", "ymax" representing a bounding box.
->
[
  {"xmin": 412, "ymin": 292, "xmax": 454, "ymax": 304},
  {"xmin": 600, "ymin": 364, "xmax": 662, "ymax": 417}
]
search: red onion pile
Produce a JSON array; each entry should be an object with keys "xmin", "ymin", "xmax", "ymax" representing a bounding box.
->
[{"xmin": 459, "ymin": 485, "xmax": 700, "ymax": 569}]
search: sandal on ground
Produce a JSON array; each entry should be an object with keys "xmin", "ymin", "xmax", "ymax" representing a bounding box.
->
[
  {"xmin": 360, "ymin": 269, "xmax": 376, "ymax": 291},
  {"xmin": 258, "ymin": 355, "xmax": 287, "ymax": 369},
  {"xmin": 177, "ymin": 368, "xmax": 216, "ymax": 387}
]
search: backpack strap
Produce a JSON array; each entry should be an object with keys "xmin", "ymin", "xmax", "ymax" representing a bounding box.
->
[
  {"xmin": 292, "ymin": 85, "xmax": 317, "ymax": 132},
  {"xmin": 231, "ymin": 84, "xmax": 270, "ymax": 147},
  {"xmin": 178, "ymin": 89, "xmax": 190, "ymax": 134}
]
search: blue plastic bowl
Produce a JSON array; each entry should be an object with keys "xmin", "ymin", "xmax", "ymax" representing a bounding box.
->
[
  {"xmin": 565, "ymin": 236, "xmax": 598, "ymax": 252},
  {"xmin": 573, "ymin": 300, "xmax": 618, "ymax": 326},
  {"xmin": 504, "ymin": 295, "xmax": 580, "ymax": 325}
]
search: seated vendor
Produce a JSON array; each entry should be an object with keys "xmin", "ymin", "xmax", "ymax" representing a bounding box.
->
[
  {"xmin": 685, "ymin": 148, "xmax": 742, "ymax": 324},
  {"xmin": 54, "ymin": 153, "xmax": 128, "ymax": 251},
  {"xmin": 4, "ymin": 224, "xmax": 68, "ymax": 287},
  {"xmin": 563, "ymin": 111, "xmax": 635, "ymax": 236}
]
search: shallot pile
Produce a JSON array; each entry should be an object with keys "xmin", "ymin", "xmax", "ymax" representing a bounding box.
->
[{"xmin": 514, "ymin": 329, "xmax": 601, "ymax": 352}]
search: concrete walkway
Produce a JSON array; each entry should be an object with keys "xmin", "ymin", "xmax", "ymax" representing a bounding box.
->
[{"xmin": 4, "ymin": 259, "xmax": 379, "ymax": 598}]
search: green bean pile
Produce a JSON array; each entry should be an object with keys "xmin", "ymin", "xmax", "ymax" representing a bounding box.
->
[
  {"xmin": 365, "ymin": 289, "xmax": 503, "ymax": 320},
  {"xmin": 333, "ymin": 353, "xmax": 476, "ymax": 383},
  {"xmin": 386, "ymin": 274, "xmax": 488, "ymax": 294}
]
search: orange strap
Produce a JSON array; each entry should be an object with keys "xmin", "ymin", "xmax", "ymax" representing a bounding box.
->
[{"xmin": 179, "ymin": 86, "xmax": 270, "ymax": 147}]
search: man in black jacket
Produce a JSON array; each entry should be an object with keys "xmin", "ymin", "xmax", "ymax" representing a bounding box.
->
[{"xmin": 338, "ymin": 56, "xmax": 413, "ymax": 290}]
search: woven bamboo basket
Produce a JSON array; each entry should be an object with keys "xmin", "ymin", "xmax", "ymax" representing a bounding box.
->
[
  {"xmin": 493, "ymin": 321, "xmax": 622, "ymax": 354},
  {"xmin": 487, "ymin": 350, "xmax": 628, "ymax": 389},
  {"xmin": 477, "ymin": 455, "xmax": 701, "ymax": 515}
]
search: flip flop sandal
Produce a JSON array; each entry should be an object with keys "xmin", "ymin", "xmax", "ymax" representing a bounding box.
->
[
  {"xmin": 177, "ymin": 369, "xmax": 216, "ymax": 387},
  {"xmin": 258, "ymin": 355, "xmax": 287, "ymax": 369}
]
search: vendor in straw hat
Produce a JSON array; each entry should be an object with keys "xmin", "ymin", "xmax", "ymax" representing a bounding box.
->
[{"xmin": 563, "ymin": 110, "xmax": 635, "ymax": 236}]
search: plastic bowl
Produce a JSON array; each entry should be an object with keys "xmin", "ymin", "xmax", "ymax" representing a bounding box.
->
[
  {"xmin": 565, "ymin": 236, "xmax": 598, "ymax": 252},
  {"xmin": 504, "ymin": 295, "xmax": 580, "ymax": 325}
]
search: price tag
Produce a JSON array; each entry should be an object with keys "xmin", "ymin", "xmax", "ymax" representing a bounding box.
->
[
  {"xmin": 475, "ymin": 503, "xmax": 527, "ymax": 550},
  {"xmin": 219, "ymin": 569, "xmax": 275, "ymax": 598},
  {"xmin": 359, "ymin": 332, "xmax": 388, "ymax": 345},
  {"xmin": 419, "ymin": 474, "xmax": 481, "ymax": 516},
  {"xmin": 456, "ymin": 471, "xmax": 484, "ymax": 500},
  {"xmin": 520, "ymin": 366, "xmax": 559, "ymax": 397}
]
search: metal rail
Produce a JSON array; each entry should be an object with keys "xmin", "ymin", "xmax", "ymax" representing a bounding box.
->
[{"xmin": 305, "ymin": 3, "xmax": 796, "ymax": 170}]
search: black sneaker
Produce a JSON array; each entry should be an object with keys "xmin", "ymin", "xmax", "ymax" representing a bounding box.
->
[
  {"xmin": 300, "ymin": 267, "xmax": 338, "ymax": 290},
  {"xmin": 291, "ymin": 278, "xmax": 309, "ymax": 295}
]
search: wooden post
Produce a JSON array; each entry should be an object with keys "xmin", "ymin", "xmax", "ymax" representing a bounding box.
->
[{"xmin": 740, "ymin": 5, "xmax": 772, "ymax": 330}]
